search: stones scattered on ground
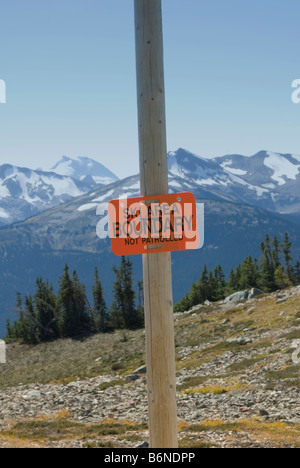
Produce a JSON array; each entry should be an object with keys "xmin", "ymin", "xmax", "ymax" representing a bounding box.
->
[
  {"xmin": 0, "ymin": 285, "xmax": 299, "ymax": 448},
  {"xmin": 0, "ymin": 329, "xmax": 299, "ymax": 427}
]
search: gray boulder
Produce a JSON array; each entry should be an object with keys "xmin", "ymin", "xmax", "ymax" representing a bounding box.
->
[
  {"xmin": 135, "ymin": 441, "xmax": 149, "ymax": 448},
  {"xmin": 226, "ymin": 337, "xmax": 252, "ymax": 345},
  {"xmin": 224, "ymin": 290, "xmax": 249, "ymax": 304},
  {"xmin": 125, "ymin": 374, "xmax": 140, "ymax": 382},
  {"xmin": 291, "ymin": 339, "xmax": 300, "ymax": 349},
  {"xmin": 133, "ymin": 365, "xmax": 147, "ymax": 375},
  {"xmin": 22, "ymin": 390, "xmax": 42, "ymax": 400},
  {"xmin": 248, "ymin": 288, "xmax": 264, "ymax": 299}
]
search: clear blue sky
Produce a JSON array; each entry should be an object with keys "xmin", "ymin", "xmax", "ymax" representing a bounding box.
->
[{"xmin": 0, "ymin": 0, "xmax": 300, "ymax": 178}]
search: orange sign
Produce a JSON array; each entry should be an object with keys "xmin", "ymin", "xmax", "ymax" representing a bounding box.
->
[{"xmin": 108, "ymin": 192, "xmax": 200, "ymax": 256}]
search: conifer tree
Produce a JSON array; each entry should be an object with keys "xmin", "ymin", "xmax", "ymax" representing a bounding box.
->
[
  {"xmin": 227, "ymin": 268, "xmax": 237, "ymax": 292},
  {"xmin": 259, "ymin": 250, "xmax": 275, "ymax": 292},
  {"xmin": 72, "ymin": 270, "xmax": 90, "ymax": 332},
  {"xmin": 281, "ymin": 232, "xmax": 294, "ymax": 282},
  {"xmin": 57, "ymin": 265, "xmax": 73, "ymax": 336},
  {"xmin": 239, "ymin": 256, "xmax": 259, "ymax": 289},
  {"xmin": 199, "ymin": 264, "xmax": 209, "ymax": 301},
  {"xmin": 272, "ymin": 235, "xmax": 281, "ymax": 270},
  {"xmin": 22, "ymin": 296, "xmax": 39, "ymax": 344},
  {"xmin": 207, "ymin": 265, "xmax": 226, "ymax": 301},
  {"xmin": 58, "ymin": 267, "xmax": 91, "ymax": 336},
  {"xmin": 92, "ymin": 267, "xmax": 107, "ymax": 332},
  {"xmin": 207, "ymin": 271, "xmax": 216, "ymax": 302},
  {"xmin": 109, "ymin": 257, "xmax": 141, "ymax": 329},
  {"xmin": 274, "ymin": 266, "xmax": 291, "ymax": 290},
  {"xmin": 34, "ymin": 278, "xmax": 59, "ymax": 341},
  {"xmin": 188, "ymin": 281, "xmax": 201, "ymax": 306},
  {"xmin": 234, "ymin": 264, "xmax": 242, "ymax": 291}
]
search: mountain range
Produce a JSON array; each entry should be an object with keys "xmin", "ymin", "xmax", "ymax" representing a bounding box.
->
[
  {"xmin": 0, "ymin": 156, "xmax": 118, "ymax": 226},
  {"xmin": 169, "ymin": 149, "xmax": 300, "ymax": 223},
  {"xmin": 0, "ymin": 148, "xmax": 299, "ymax": 336}
]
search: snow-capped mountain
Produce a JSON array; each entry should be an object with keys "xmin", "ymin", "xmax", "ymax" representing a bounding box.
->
[
  {"xmin": 0, "ymin": 158, "xmax": 118, "ymax": 226},
  {"xmin": 51, "ymin": 156, "xmax": 118, "ymax": 185},
  {"xmin": 0, "ymin": 149, "xmax": 299, "ymax": 228},
  {"xmin": 213, "ymin": 150, "xmax": 300, "ymax": 219},
  {"xmin": 168, "ymin": 149, "xmax": 300, "ymax": 221},
  {"xmin": 1, "ymin": 170, "xmax": 300, "ymax": 336}
]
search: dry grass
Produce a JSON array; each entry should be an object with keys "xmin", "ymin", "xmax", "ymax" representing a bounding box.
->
[
  {"xmin": 0, "ymin": 289, "xmax": 299, "ymax": 448},
  {"xmin": 1, "ymin": 415, "xmax": 299, "ymax": 448},
  {"xmin": 0, "ymin": 415, "xmax": 148, "ymax": 448},
  {"xmin": 0, "ymin": 330, "xmax": 146, "ymax": 389},
  {"xmin": 1, "ymin": 291, "xmax": 299, "ymax": 389},
  {"xmin": 183, "ymin": 418, "xmax": 300, "ymax": 448}
]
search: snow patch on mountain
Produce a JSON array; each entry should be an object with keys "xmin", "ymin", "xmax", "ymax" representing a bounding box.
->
[
  {"xmin": 40, "ymin": 175, "xmax": 83, "ymax": 198},
  {"xmin": 77, "ymin": 203, "xmax": 98, "ymax": 212},
  {"xmin": 0, "ymin": 207, "xmax": 9, "ymax": 219},
  {"xmin": 292, "ymin": 154, "xmax": 300, "ymax": 163},
  {"xmin": 168, "ymin": 148, "xmax": 231, "ymax": 188},
  {"xmin": 92, "ymin": 189, "xmax": 115, "ymax": 203},
  {"xmin": 264, "ymin": 152, "xmax": 300, "ymax": 185},
  {"xmin": 51, "ymin": 156, "xmax": 118, "ymax": 185},
  {"xmin": 229, "ymin": 173, "xmax": 269, "ymax": 197},
  {"xmin": 220, "ymin": 160, "xmax": 248, "ymax": 176}
]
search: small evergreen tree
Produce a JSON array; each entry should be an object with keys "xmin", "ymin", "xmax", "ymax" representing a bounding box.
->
[
  {"xmin": 239, "ymin": 256, "xmax": 259, "ymax": 289},
  {"xmin": 272, "ymin": 235, "xmax": 281, "ymax": 270},
  {"xmin": 189, "ymin": 281, "xmax": 202, "ymax": 306},
  {"xmin": 259, "ymin": 250, "xmax": 275, "ymax": 292},
  {"xmin": 109, "ymin": 257, "xmax": 141, "ymax": 329},
  {"xmin": 234, "ymin": 264, "xmax": 242, "ymax": 291},
  {"xmin": 274, "ymin": 266, "xmax": 291, "ymax": 290},
  {"xmin": 92, "ymin": 267, "xmax": 108, "ymax": 332},
  {"xmin": 282, "ymin": 232, "xmax": 293, "ymax": 282},
  {"xmin": 57, "ymin": 266, "xmax": 90, "ymax": 337},
  {"xmin": 57, "ymin": 265, "xmax": 75, "ymax": 336},
  {"xmin": 72, "ymin": 270, "xmax": 90, "ymax": 333},
  {"xmin": 199, "ymin": 265, "xmax": 209, "ymax": 302},
  {"xmin": 227, "ymin": 268, "xmax": 237, "ymax": 292},
  {"xmin": 19, "ymin": 296, "xmax": 39, "ymax": 344},
  {"xmin": 34, "ymin": 278, "xmax": 59, "ymax": 341},
  {"xmin": 207, "ymin": 265, "xmax": 226, "ymax": 301}
]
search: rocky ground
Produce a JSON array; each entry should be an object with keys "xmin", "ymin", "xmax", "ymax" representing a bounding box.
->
[{"xmin": 0, "ymin": 286, "xmax": 299, "ymax": 448}]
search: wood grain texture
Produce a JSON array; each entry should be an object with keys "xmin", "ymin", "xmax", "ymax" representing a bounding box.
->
[{"xmin": 134, "ymin": 0, "xmax": 178, "ymax": 448}]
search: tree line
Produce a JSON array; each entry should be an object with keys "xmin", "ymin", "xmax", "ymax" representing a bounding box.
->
[
  {"xmin": 175, "ymin": 232, "xmax": 300, "ymax": 312},
  {"xmin": 6, "ymin": 257, "xmax": 144, "ymax": 345},
  {"xmin": 6, "ymin": 232, "xmax": 300, "ymax": 343}
]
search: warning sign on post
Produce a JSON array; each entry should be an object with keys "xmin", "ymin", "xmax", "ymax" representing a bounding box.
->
[{"xmin": 108, "ymin": 192, "xmax": 201, "ymax": 256}]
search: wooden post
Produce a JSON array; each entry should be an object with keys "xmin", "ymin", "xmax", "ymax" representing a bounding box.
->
[{"xmin": 134, "ymin": 0, "xmax": 178, "ymax": 448}]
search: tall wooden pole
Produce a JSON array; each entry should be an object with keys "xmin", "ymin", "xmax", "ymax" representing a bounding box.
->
[{"xmin": 134, "ymin": 0, "xmax": 178, "ymax": 448}]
